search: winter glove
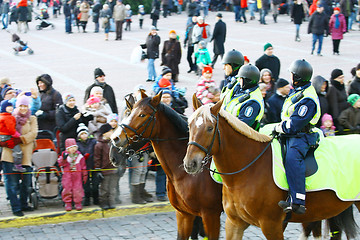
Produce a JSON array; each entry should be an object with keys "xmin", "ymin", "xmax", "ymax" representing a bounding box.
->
[
  {"xmin": 62, "ymin": 152, "xmax": 68, "ymax": 160},
  {"xmin": 84, "ymin": 153, "xmax": 90, "ymax": 160},
  {"xmin": 12, "ymin": 131, "xmax": 21, "ymax": 138}
]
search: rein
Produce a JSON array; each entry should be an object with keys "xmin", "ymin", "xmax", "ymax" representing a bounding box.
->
[
  {"xmin": 188, "ymin": 112, "xmax": 274, "ymax": 176},
  {"xmin": 120, "ymin": 103, "xmax": 188, "ymax": 144}
]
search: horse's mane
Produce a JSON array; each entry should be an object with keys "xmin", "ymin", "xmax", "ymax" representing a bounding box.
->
[
  {"xmin": 139, "ymin": 98, "xmax": 189, "ymax": 135},
  {"xmin": 189, "ymin": 105, "xmax": 271, "ymax": 143}
]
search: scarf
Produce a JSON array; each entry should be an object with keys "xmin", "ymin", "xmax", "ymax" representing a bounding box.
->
[
  {"xmin": 197, "ymin": 22, "xmax": 208, "ymax": 39},
  {"xmin": 95, "ymin": 80, "xmax": 106, "ymax": 87},
  {"xmin": 13, "ymin": 108, "xmax": 31, "ymax": 133},
  {"xmin": 334, "ymin": 14, "xmax": 340, "ymax": 29}
]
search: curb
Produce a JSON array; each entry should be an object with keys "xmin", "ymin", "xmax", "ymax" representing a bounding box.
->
[{"xmin": 0, "ymin": 202, "xmax": 173, "ymax": 229}]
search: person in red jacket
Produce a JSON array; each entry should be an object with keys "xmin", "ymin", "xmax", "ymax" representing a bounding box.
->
[
  {"xmin": 0, "ymin": 100, "xmax": 23, "ymax": 172},
  {"xmin": 58, "ymin": 138, "xmax": 88, "ymax": 211}
]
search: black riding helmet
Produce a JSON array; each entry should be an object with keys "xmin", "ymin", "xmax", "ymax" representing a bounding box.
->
[
  {"xmin": 237, "ymin": 64, "xmax": 260, "ymax": 90},
  {"xmin": 289, "ymin": 59, "xmax": 313, "ymax": 86},
  {"xmin": 223, "ymin": 49, "xmax": 244, "ymax": 75}
]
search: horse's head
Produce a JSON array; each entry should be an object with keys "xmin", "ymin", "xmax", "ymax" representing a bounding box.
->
[
  {"xmin": 111, "ymin": 91, "xmax": 162, "ymax": 149},
  {"xmin": 183, "ymin": 96, "xmax": 223, "ymax": 174}
]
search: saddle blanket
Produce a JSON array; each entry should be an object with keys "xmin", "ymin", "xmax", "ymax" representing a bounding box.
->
[{"xmin": 271, "ymin": 134, "xmax": 360, "ymax": 201}]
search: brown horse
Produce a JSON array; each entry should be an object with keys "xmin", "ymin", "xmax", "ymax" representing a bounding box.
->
[
  {"xmin": 183, "ymin": 98, "xmax": 360, "ymax": 239},
  {"xmin": 110, "ymin": 92, "xmax": 223, "ymax": 240}
]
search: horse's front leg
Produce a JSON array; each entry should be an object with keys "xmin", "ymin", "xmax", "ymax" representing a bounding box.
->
[
  {"xmin": 225, "ymin": 217, "xmax": 249, "ymax": 240},
  {"xmin": 175, "ymin": 210, "xmax": 195, "ymax": 240},
  {"xmin": 201, "ymin": 211, "xmax": 221, "ymax": 240}
]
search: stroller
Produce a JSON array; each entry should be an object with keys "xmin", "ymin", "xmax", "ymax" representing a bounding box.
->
[
  {"xmin": 35, "ymin": 12, "xmax": 55, "ymax": 30},
  {"xmin": 11, "ymin": 33, "xmax": 34, "ymax": 55},
  {"xmin": 29, "ymin": 130, "xmax": 61, "ymax": 209}
]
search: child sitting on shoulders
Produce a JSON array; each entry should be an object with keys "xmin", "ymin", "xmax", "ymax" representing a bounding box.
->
[
  {"xmin": 196, "ymin": 66, "xmax": 219, "ymax": 105},
  {"xmin": 83, "ymin": 96, "xmax": 112, "ymax": 137},
  {"xmin": 58, "ymin": 138, "xmax": 87, "ymax": 211},
  {"xmin": 320, "ymin": 113, "xmax": 336, "ymax": 137},
  {"xmin": 138, "ymin": 5, "xmax": 145, "ymax": 29},
  {"xmin": 0, "ymin": 100, "xmax": 24, "ymax": 172}
]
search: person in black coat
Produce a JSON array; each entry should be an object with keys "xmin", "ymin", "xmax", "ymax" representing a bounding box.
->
[
  {"xmin": 326, "ymin": 69, "xmax": 350, "ymax": 130},
  {"xmin": 143, "ymin": 26, "xmax": 161, "ymax": 82},
  {"xmin": 92, "ymin": 0, "xmax": 101, "ymax": 33},
  {"xmin": 266, "ymin": 78, "xmax": 290, "ymax": 123},
  {"xmin": 36, "ymin": 74, "xmax": 63, "ymax": 134},
  {"xmin": 84, "ymin": 68, "xmax": 118, "ymax": 114},
  {"xmin": 291, "ymin": 0, "xmax": 305, "ymax": 42},
  {"xmin": 255, "ymin": 42, "xmax": 281, "ymax": 81},
  {"xmin": 161, "ymin": 30, "xmax": 182, "ymax": 82},
  {"xmin": 63, "ymin": 0, "xmax": 72, "ymax": 33},
  {"xmin": 307, "ymin": 4, "xmax": 329, "ymax": 56},
  {"xmin": 150, "ymin": 0, "xmax": 160, "ymax": 29},
  {"xmin": 56, "ymin": 94, "xmax": 93, "ymax": 152},
  {"xmin": 211, "ymin": 13, "xmax": 226, "ymax": 69},
  {"xmin": 184, "ymin": 16, "xmax": 198, "ymax": 73},
  {"xmin": 17, "ymin": 0, "xmax": 28, "ymax": 33},
  {"xmin": 349, "ymin": 63, "xmax": 360, "ymax": 95},
  {"xmin": 312, "ymin": 75, "xmax": 329, "ymax": 127}
]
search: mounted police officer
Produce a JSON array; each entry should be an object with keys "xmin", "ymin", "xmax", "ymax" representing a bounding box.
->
[
  {"xmin": 219, "ymin": 49, "xmax": 244, "ymax": 90},
  {"xmin": 275, "ymin": 59, "xmax": 321, "ymax": 214},
  {"xmin": 221, "ymin": 64, "xmax": 265, "ymax": 131}
]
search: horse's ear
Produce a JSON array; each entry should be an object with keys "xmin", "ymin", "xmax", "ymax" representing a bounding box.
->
[
  {"xmin": 140, "ymin": 89, "xmax": 148, "ymax": 99},
  {"xmin": 192, "ymin": 93, "xmax": 203, "ymax": 110},
  {"xmin": 125, "ymin": 97, "xmax": 134, "ymax": 111},
  {"xmin": 150, "ymin": 91, "xmax": 162, "ymax": 108},
  {"xmin": 210, "ymin": 99, "xmax": 223, "ymax": 116}
]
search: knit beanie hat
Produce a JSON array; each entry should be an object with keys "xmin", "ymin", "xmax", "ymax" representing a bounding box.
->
[
  {"xmin": 202, "ymin": 66, "xmax": 213, "ymax": 74},
  {"xmin": 16, "ymin": 95, "xmax": 31, "ymax": 108},
  {"xmin": 99, "ymin": 123, "xmax": 113, "ymax": 135},
  {"xmin": 86, "ymin": 96, "xmax": 100, "ymax": 106},
  {"xmin": 90, "ymin": 86, "xmax": 103, "ymax": 96},
  {"xmin": 264, "ymin": 43, "xmax": 273, "ymax": 51},
  {"xmin": 1, "ymin": 87, "xmax": 14, "ymax": 99},
  {"xmin": 321, "ymin": 113, "xmax": 333, "ymax": 124},
  {"xmin": 333, "ymin": 7, "xmax": 340, "ymax": 11},
  {"xmin": 348, "ymin": 94, "xmax": 360, "ymax": 106},
  {"xmin": 330, "ymin": 69, "xmax": 343, "ymax": 80},
  {"xmin": 159, "ymin": 78, "xmax": 172, "ymax": 88},
  {"xmin": 260, "ymin": 68, "xmax": 272, "ymax": 77},
  {"xmin": 244, "ymin": 56, "xmax": 250, "ymax": 63},
  {"xmin": 76, "ymin": 123, "xmax": 89, "ymax": 137},
  {"xmin": 161, "ymin": 66, "xmax": 172, "ymax": 76},
  {"xmin": 169, "ymin": 30, "xmax": 176, "ymax": 34},
  {"xmin": 94, "ymin": 68, "xmax": 105, "ymax": 79},
  {"xmin": 107, "ymin": 113, "xmax": 119, "ymax": 123},
  {"xmin": 65, "ymin": 138, "xmax": 78, "ymax": 150},
  {"xmin": 276, "ymin": 78, "xmax": 290, "ymax": 89},
  {"xmin": 63, "ymin": 93, "xmax": 75, "ymax": 104},
  {"xmin": 0, "ymin": 100, "xmax": 13, "ymax": 113},
  {"xmin": 162, "ymin": 89, "xmax": 172, "ymax": 96}
]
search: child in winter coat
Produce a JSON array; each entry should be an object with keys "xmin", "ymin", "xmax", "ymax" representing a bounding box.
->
[
  {"xmin": 195, "ymin": 41, "xmax": 212, "ymax": 76},
  {"xmin": 94, "ymin": 123, "xmax": 118, "ymax": 209},
  {"xmin": 76, "ymin": 123, "xmax": 98, "ymax": 206},
  {"xmin": 107, "ymin": 113, "xmax": 119, "ymax": 130},
  {"xmin": 83, "ymin": 96, "xmax": 112, "ymax": 137},
  {"xmin": 196, "ymin": 66, "xmax": 218, "ymax": 105},
  {"xmin": 320, "ymin": 113, "xmax": 336, "ymax": 136},
  {"xmin": 58, "ymin": 138, "xmax": 87, "ymax": 211},
  {"xmin": 0, "ymin": 100, "xmax": 24, "ymax": 172},
  {"xmin": 338, "ymin": 94, "xmax": 360, "ymax": 132},
  {"xmin": 89, "ymin": 86, "xmax": 112, "ymax": 113},
  {"xmin": 124, "ymin": 4, "xmax": 132, "ymax": 31},
  {"xmin": 138, "ymin": 5, "xmax": 145, "ymax": 29}
]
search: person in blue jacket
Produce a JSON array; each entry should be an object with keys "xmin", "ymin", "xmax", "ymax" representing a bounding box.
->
[
  {"xmin": 275, "ymin": 59, "xmax": 321, "ymax": 214},
  {"xmin": 221, "ymin": 64, "xmax": 264, "ymax": 131}
]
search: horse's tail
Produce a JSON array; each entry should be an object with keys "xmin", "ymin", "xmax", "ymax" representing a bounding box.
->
[{"xmin": 327, "ymin": 205, "xmax": 359, "ymax": 239}]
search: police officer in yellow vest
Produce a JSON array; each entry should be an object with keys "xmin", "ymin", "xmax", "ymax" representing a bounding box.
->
[
  {"xmin": 220, "ymin": 49, "xmax": 244, "ymax": 91},
  {"xmin": 222, "ymin": 64, "xmax": 265, "ymax": 131},
  {"xmin": 275, "ymin": 59, "xmax": 321, "ymax": 214}
]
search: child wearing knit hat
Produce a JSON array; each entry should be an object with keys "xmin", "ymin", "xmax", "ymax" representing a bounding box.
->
[
  {"xmin": 83, "ymin": 96, "xmax": 112, "ymax": 137},
  {"xmin": 58, "ymin": 138, "xmax": 87, "ymax": 211},
  {"xmin": 195, "ymin": 66, "xmax": 219, "ymax": 104},
  {"xmin": 320, "ymin": 113, "xmax": 336, "ymax": 136},
  {"xmin": 338, "ymin": 94, "xmax": 360, "ymax": 132},
  {"xmin": 0, "ymin": 100, "xmax": 24, "ymax": 172}
]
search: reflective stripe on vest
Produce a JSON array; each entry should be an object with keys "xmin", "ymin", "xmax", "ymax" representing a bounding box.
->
[
  {"xmin": 281, "ymin": 85, "xmax": 321, "ymax": 125},
  {"xmin": 224, "ymin": 88, "xmax": 265, "ymax": 122}
]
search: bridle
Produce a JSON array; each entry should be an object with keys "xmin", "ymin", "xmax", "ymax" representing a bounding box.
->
[
  {"xmin": 188, "ymin": 113, "xmax": 274, "ymax": 176},
  {"xmin": 188, "ymin": 113, "xmax": 221, "ymax": 166},
  {"xmin": 119, "ymin": 102, "xmax": 188, "ymax": 148}
]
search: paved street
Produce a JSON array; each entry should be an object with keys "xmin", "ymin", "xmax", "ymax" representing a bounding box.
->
[
  {"xmin": 0, "ymin": 5, "xmax": 359, "ymax": 239},
  {"xmin": 1, "ymin": 210, "xmax": 360, "ymax": 239}
]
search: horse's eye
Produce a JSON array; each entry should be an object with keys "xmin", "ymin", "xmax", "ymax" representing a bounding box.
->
[
  {"xmin": 139, "ymin": 114, "xmax": 146, "ymax": 117},
  {"xmin": 207, "ymin": 126, "xmax": 214, "ymax": 131}
]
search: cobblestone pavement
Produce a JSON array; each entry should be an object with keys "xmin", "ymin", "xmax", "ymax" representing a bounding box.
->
[{"xmin": 1, "ymin": 210, "xmax": 360, "ymax": 239}]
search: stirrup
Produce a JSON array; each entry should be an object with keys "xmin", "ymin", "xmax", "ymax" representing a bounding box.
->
[{"xmin": 278, "ymin": 200, "xmax": 292, "ymax": 213}]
